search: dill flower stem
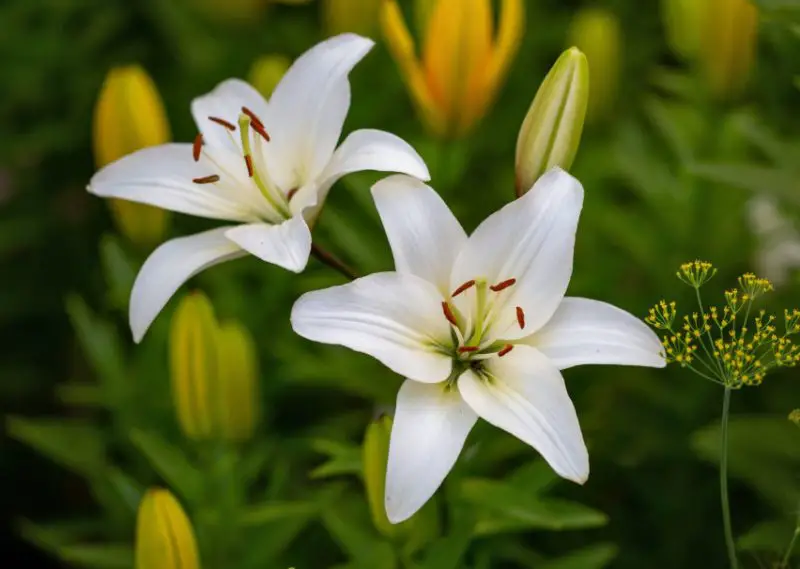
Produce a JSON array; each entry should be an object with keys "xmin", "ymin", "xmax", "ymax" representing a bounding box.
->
[
  {"xmin": 782, "ymin": 508, "xmax": 800, "ymax": 567},
  {"xmin": 720, "ymin": 386, "xmax": 739, "ymax": 569},
  {"xmin": 695, "ymin": 287, "xmax": 725, "ymax": 380}
]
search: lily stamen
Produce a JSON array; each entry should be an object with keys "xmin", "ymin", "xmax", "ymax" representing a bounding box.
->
[
  {"xmin": 192, "ymin": 175, "xmax": 220, "ymax": 184},
  {"xmin": 208, "ymin": 116, "xmax": 236, "ymax": 131},
  {"xmin": 192, "ymin": 134, "xmax": 203, "ymax": 162},
  {"xmin": 442, "ymin": 301, "xmax": 458, "ymax": 326},
  {"xmin": 286, "ymin": 188, "xmax": 298, "ymax": 201},
  {"xmin": 498, "ymin": 344, "xmax": 514, "ymax": 357},
  {"xmin": 516, "ymin": 306, "xmax": 526, "ymax": 329},
  {"xmin": 490, "ymin": 278, "xmax": 517, "ymax": 292},
  {"xmin": 458, "ymin": 346, "xmax": 479, "ymax": 353},
  {"xmin": 244, "ymin": 155, "xmax": 254, "ymax": 177},
  {"xmin": 452, "ymin": 280, "xmax": 476, "ymax": 297}
]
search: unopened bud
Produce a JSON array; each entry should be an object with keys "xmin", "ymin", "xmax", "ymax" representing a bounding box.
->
[
  {"xmin": 323, "ymin": 0, "xmax": 381, "ymax": 36},
  {"xmin": 515, "ymin": 48, "xmax": 588, "ymax": 195},
  {"xmin": 93, "ymin": 65, "xmax": 170, "ymax": 248},
  {"xmin": 248, "ymin": 55, "xmax": 291, "ymax": 98},
  {"xmin": 135, "ymin": 488, "xmax": 200, "ymax": 569},
  {"xmin": 363, "ymin": 415, "xmax": 395, "ymax": 536},
  {"xmin": 215, "ymin": 321, "xmax": 260, "ymax": 442},
  {"xmin": 662, "ymin": 0, "xmax": 706, "ymax": 59}
]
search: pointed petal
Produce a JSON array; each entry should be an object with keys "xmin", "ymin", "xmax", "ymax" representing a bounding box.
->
[
  {"xmin": 266, "ymin": 34, "xmax": 373, "ymax": 189},
  {"xmin": 458, "ymin": 345, "xmax": 588, "ymax": 483},
  {"xmin": 291, "ymin": 272, "xmax": 452, "ymax": 383},
  {"xmin": 529, "ymin": 297, "xmax": 666, "ymax": 369},
  {"xmin": 88, "ymin": 144, "xmax": 259, "ymax": 222},
  {"xmin": 224, "ymin": 216, "xmax": 312, "ymax": 273},
  {"xmin": 385, "ymin": 380, "xmax": 477, "ymax": 523},
  {"xmin": 191, "ymin": 79, "xmax": 269, "ymax": 152},
  {"xmin": 451, "ymin": 167, "xmax": 584, "ymax": 341},
  {"xmin": 371, "ymin": 175, "xmax": 465, "ymax": 296},
  {"xmin": 130, "ymin": 227, "xmax": 245, "ymax": 343},
  {"xmin": 291, "ymin": 129, "xmax": 431, "ymax": 219}
]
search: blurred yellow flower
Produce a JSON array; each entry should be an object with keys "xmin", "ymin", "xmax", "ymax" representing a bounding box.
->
[
  {"xmin": 324, "ymin": 0, "xmax": 381, "ymax": 37},
  {"xmin": 248, "ymin": 55, "xmax": 291, "ymax": 98},
  {"xmin": 363, "ymin": 415, "xmax": 394, "ymax": 536},
  {"xmin": 381, "ymin": 0, "xmax": 525, "ymax": 138},
  {"xmin": 568, "ymin": 8, "xmax": 620, "ymax": 123},
  {"xmin": 662, "ymin": 0, "xmax": 707, "ymax": 59},
  {"xmin": 135, "ymin": 488, "xmax": 200, "ymax": 569},
  {"xmin": 700, "ymin": 0, "xmax": 758, "ymax": 99},
  {"xmin": 515, "ymin": 48, "xmax": 588, "ymax": 195},
  {"xmin": 170, "ymin": 292, "xmax": 260, "ymax": 442},
  {"xmin": 93, "ymin": 65, "xmax": 171, "ymax": 249}
]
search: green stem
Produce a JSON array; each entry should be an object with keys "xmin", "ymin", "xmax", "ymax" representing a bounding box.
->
[
  {"xmin": 311, "ymin": 243, "xmax": 358, "ymax": 281},
  {"xmin": 782, "ymin": 510, "xmax": 800, "ymax": 567},
  {"xmin": 720, "ymin": 387, "xmax": 738, "ymax": 569}
]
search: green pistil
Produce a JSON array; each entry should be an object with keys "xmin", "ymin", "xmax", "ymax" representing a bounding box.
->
[
  {"xmin": 466, "ymin": 279, "xmax": 488, "ymax": 347},
  {"xmin": 237, "ymin": 114, "xmax": 291, "ymax": 219}
]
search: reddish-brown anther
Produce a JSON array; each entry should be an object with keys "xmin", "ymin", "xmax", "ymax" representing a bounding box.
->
[
  {"xmin": 451, "ymin": 280, "xmax": 476, "ymax": 297},
  {"xmin": 498, "ymin": 344, "xmax": 514, "ymax": 357},
  {"xmin": 458, "ymin": 346, "xmax": 479, "ymax": 353},
  {"xmin": 192, "ymin": 133, "xmax": 203, "ymax": 162},
  {"xmin": 441, "ymin": 301, "xmax": 458, "ymax": 326},
  {"xmin": 251, "ymin": 121, "xmax": 271, "ymax": 142},
  {"xmin": 516, "ymin": 306, "xmax": 525, "ymax": 329},
  {"xmin": 192, "ymin": 175, "xmax": 220, "ymax": 184},
  {"xmin": 241, "ymin": 106, "xmax": 264, "ymax": 129},
  {"xmin": 490, "ymin": 278, "xmax": 517, "ymax": 292},
  {"xmin": 244, "ymin": 155, "xmax": 253, "ymax": 177},
  {"xmin": 208, "ymin": 116, "xmax": 236, "ymax": 131},
  {"xmin": 286, "ymin": 188, "xmax": 298, "ymax": 201}
]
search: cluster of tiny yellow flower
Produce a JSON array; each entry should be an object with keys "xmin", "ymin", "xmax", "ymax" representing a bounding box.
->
[
  {"xmin": 645, "ymin": 262, "xmax": 800, "ymax": 388},
  {"xmin": 789, "ymin": 409, "xmax": 800, "ymax": 426}
]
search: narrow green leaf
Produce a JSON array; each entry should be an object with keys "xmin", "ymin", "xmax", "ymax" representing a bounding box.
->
[
  {"xmin": 99, "ymin": 234, "xmax": 136, "ymax": 312},
  {"xmin": 540, "ymin": 544, "xmax": 618, "ymax": 569},
  {"xmin": 238, "ymin": 501, "xmax": 317, "ymax": 526},
  {"xmin": 129, "ymin": 429, "xmax": 203, "ymax": 501},
  {"xmin": 691, "ymin": 163, "xmax": 800, "ymax": 205},
  {"xmin": 738, "ymin": 519, "xmax": 798, "ymax": 553},
  {"xmin": 321, "ymin": 495, "xmax": 396, "ymax": 569}
]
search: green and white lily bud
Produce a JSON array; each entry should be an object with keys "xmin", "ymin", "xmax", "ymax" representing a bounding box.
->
[
  {"xmin": 323, "ymin": 0, "xmax": 381, "ymax": 36},
  {"xmin": 170, "ymin": 292, "xmax": 218, "ymax": 441},
  {"xmin": 515, "ymin": 48, "xmax": 588, "ymax": 195},
  {"xmin": 215, "ymin": 321, "xmax": 260, "ymax": 442},
  {"xmin": 248, "ymin": 55, "xmax": 290, "ymax": 98},
  {"xmin": 93, "ymin": 65, "xmax": 171, "ymax": 249},
  {"xmin": 135, "ymin": 488, "xmax": 200, "ymax": 569},
  {"xmin": 568, "ymin": 8, "xmax": 621, "ymax": 123},
  {"xmin": 662, "ymin": 0, "xmax": 707, "ymax": 60},
  {"xmin": 363, "ymin": 415, "xmax": 395, "ymax": 537},
  {"xmin": 699, "ymin": 0, "xmax": 758, "ymax": 100}
]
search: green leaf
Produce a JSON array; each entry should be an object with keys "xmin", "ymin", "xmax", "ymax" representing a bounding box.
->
[
  {"xmin": 539, "ymin": 544, "xmax": 618, "ymax": 569},
  {"xmin": 417, "ymin": 511, "xmax": 474, "ymax": 569},
  {"xmin": 691, "ymin": 163, "xmax": 800, "ymax": 205},
  {"xmin": 309, "ymin": 438, "xmax": 363, "ymax": 479},
  {"xmin": 738, "ymin": 519, "xmax": 798, "ymax": 554},
  {"xmin": 238, "ymin": 501, "xmax": 317, "ymax": 526},
  {"xmin": 55, "ymin": 383, "xmax": 103, "ymax": 407},
  {"xmin": 508, "ymin": 460, "xmax": 560, "ymax": 494},
  {"xmin": 459, "ymin": 478, "xmax": 608, "ymax": 535},
  {"xmin": 99, "ymin": 234, "xmax": 136, "ymax": 312},
  {"xmin": 129, "ymin": 429, "xmax": 203, "ymax": 501},
  {"xmin": 321, "ymin": 494, "xmax": 396, "ymax": 569},
  {"xmin": 19, "ymin": 520, "xmax": 133, "ymax": 569},
  {"xmin": 6, "ymin": 416, "xmax": 105, "ymax": 477}
]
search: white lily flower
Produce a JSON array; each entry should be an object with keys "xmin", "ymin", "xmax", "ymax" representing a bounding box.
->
[
  {"xmin": 88, "ymin": 33, "xmax": 430, "ymax": 342},
  {"xmin": 291, "ymin": 168, "xmax": 665, "ymax": 523}
]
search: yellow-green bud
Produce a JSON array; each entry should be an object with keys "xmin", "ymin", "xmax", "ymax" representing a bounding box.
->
[
  {"xmin": 323, "ymin": 0, "xmax": 381, "ymax": 37},
  {"xmin": 170, "ymin": 292, "xmax": 219, "ymax": 441},
  {"xmin": 567, "ymin": 8, "xmax": 621, "ymax": 123},
  {"xmin": 699, "ymin": 0, "xmax": 758, "ymax": 100},
  {"xmin": 135, "ymin": 488, "xmax": 200, "ymax": 569},
  {"xmin": 363, "ymin": 415, "xmax": 394, "ymax": 537},
  {"xmin": 515, "ymin": 48, "xmax": 588, "ymax": 195},
  {"xmin": 215, "ymin": 321, "xmax": 260, "ymax": 442},
  {"xmin": 248, "ymin": 55, "xmax": 291, "ymax": 98},
  {"xmin": 662, "ymin": 0, "xmax": 707, "ymax": 59},
  {"xmin": 790, "ymin": 409, "xmax": 800, "ymax": 426},
  {"xmin": 93, "ymin": 65, "xmax": 171, "ymax": 249}
]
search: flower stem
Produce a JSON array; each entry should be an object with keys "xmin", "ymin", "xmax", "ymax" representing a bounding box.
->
[
  {"xmin": 311, "ymin": 243, "xmax": 358, "ymax": 281},
  {"xmin": 782, "ymin": 508, "xmax": 800, "ymax": 567},
  {"xmin": 720, "ymin": 386, "xmax": 738, "ymax": 569}
]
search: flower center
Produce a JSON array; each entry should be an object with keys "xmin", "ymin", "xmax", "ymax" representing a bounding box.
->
[{"xmin": 190, "ymin": 109, "xmax": 295, "ymax": 220}]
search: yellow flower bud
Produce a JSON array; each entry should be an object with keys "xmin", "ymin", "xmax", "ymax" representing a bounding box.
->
[
  {"xmin": 215, "ymin": 321, "xmax": 260, "ymax": 442},
  {"xmin": 699, "ymin": 0, "xmax": 758, "ymax": 100},
  {"xmin": 323, "ymin": 0, "xmax": 381, "ymax": 37},
  {"xmin": 567, "ymin": 8, "xmax": 621, "ymax": 122},
  {"xmin": 662, "ymin": 0, "xmax": 707, "ymax": 59},
  {"xmin": 135, "ymin": 488, "xmax": 200, "ymax": 569},
  {"xmin": 363, "ymin": 415, "xmax": 394, "ymax": 536},
  {"xmin": 515, "ymin": 48, "xmax": 588, "ymax": 195},
  {"xmin": 93, "ymin": 65, "xmax": 171, "ymax": 248},
  {"xmin": 170, "ymin": 292, "xmax": 218, "ymax": 441},
  {"xmin": 247, "ymin": 55, "xmax": 291, "ymax": 98},
  {"xmin": 381, "ymin": 0, "xmax": 524, "ymax": 138}
]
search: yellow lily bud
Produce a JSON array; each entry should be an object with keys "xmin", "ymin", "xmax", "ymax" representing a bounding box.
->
[
  {"xmin": 135, "ymin": 488, "xmax": 200, "ymax": 569},
  {"xmin": 381, "ymin": 0, "xmax": 525, "ymax": 138},
  {"xmin": 567, "ymin": 8, "xmax": 621, "ymax": 123},
  {"xmin": 662, "ymin": 0, "xmax": 707, "ymax": 59},
  {"xmin": 515, "ymin": 48, "xmax": 588, "ymax": 195},
  {"xmin": 170, "ymin": 292, "xmax": 218, "ymax": 441},
  {"xmin": 248, "ymin": 55, "xmax": 291, "ymax": 98},
  {"xmin": 699, "ymin": 0, "xmax": 758, "ymax": 99},
  {"xmin": 93, "ymin": 65, "xmax": 171, "ymax": 249},
  {"xmin": 363, "ymin": 415, "xmax": 394, "ymax": 536},
  {"xmin": 323, "ymin": 0, "xmax": 381, "ymax": 37},
  {"xmin": 215, "ymin": 321, "xmax": 260, "ymax": 442}
]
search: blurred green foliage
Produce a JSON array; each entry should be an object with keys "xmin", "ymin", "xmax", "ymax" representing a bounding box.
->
[{"xmin": 2, "ymin": 0, "xmax": 800, "ymax": 568}]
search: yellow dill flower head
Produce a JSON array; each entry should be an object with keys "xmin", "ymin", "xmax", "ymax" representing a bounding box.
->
[
  {"xmin": 93, "ymin": 65, "xmax": 171, "ymax": 249},
  {"xmin": 789, "ymin": 409, "xmax": 800, "ymax": 426},
  {"xmin": 381, "ymin": 0, "xmax": 525, "ymax": 138},
  {"xmin": 677, "ymin": 260, "xmax": 717, "ymax": 288},
  {"xmin": 135, "ymin": 488, "xmax": 200, "ymax": 569}
]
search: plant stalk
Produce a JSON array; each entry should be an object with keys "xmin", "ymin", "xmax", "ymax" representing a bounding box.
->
[
  {"xmin": 311, "ymin": 243, "xmax": 358, "ymax": 281},
  {"xmin": 720, "ymin": 386, "xmax": 738, "ymax": 569}
]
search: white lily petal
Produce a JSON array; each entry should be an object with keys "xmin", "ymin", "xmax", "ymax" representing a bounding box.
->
[
  {"xmin": 266, "ymin": 34, "xmax": 374, "ymax": 190},
  {"xmin": 530, "ymin": 297, "xmax": 666, "ymax": 370},
  {"xmin": 371, "ymin": 175, "xmax": 465, "ymax": 296},
  {"xmin": 458, "ymin": 345, "xmax": 589, "ymax": 483},
  {"xmin": 130, "ymin": 227, "xmax": 245, "ymax": 343},
  {"xmin": 88, "ymin": 144, "xmax": 259, "ymax": 222},
  {"xmin": 224, "ymin": 217, "xmax": 312, "ymax": 273},
  {"xmin": 191, "ymin": 79, "xmax": 269, "ymax": 151},
  {"xmin": 451, "ymin": 167, "xmax": 584, "ymax": 340},
  {"xmin": 291, "ymin": 272, "xmax": 452, "ymax": 383},
  {"xmin": 385, "ymin": 380, "xmax": 477, "ymax": 523}
]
